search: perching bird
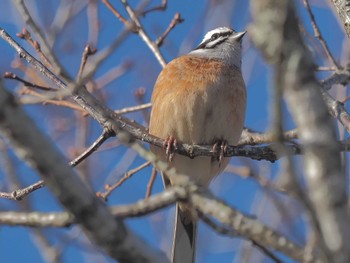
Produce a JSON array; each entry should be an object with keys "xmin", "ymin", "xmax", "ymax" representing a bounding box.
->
[{"xmin": 149, "ymin": 26, "xmax": 246, "ymax": 263}]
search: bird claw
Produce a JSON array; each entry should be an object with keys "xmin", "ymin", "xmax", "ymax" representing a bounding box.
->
[
  {"xmin": 212, "ymin": 140, "xmax": 228, "ymax": 166},
  {"xmin": 164, "ymin": 136, "xmax": 177, "ymax": 162}
]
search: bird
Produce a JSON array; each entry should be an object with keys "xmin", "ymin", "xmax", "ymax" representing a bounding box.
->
[{"xmin": 149, "ymin": 26, "xmax": 246, "ymax": 263}]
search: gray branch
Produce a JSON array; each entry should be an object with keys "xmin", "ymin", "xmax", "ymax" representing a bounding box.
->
[
  {"xmin": 0, "ymin": 184, "xmax": 323, "ymax": 263},
  {"xmin": 251, "ymin": 1, "xmax": 350, "ymax": 263},
  {"xmin": 0, "ymin": 82, "xmax": 168, "ymax": 263},
  {"xmin": 1, "ymin": 27, "xmax": 349, "ymax": 166},
  {"xmin": 329, "ymin": 0, "xmax": 350, "ymax": 38}
]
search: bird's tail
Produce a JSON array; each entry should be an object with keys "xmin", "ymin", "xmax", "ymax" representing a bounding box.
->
[{"xmin": 172, "ymin": 203, "xmax": 197, "ymax": 263}]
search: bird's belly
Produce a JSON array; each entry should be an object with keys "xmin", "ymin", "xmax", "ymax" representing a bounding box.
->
[
  {"xmin": 150, "ymin": 88, "xmax": 245, "ymax": 186},
  {"xmin": 173, "ymin": 88, "xmax": 244, "ymax": 145}
]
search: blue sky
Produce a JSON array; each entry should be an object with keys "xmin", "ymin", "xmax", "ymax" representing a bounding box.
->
[{"xmin": 0, "ymin": 1, "xmax": 347, "ymax": 263}]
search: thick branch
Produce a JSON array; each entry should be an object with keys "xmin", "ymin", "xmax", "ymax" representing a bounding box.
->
[
  {"xmin": 0, "ymin": 184, "xmax": 323, "ymax": 262},
  {"xmin": 0, "ymin": 27, "xmax": 298, "ymax": 163},
  {"xmin": 0, "ymin": 186, "xmax": 187, "ymax": 227},
  {"xmin": 251, "ymin": 1, "xmax": 350, "ymax": 263},
  {"xmin": 0, "ymin": 83, "xmax": 168, "ymax": 263},
  {"xmin": 2, "ymin": 27, "xmax": 350, "ymax": 167}
]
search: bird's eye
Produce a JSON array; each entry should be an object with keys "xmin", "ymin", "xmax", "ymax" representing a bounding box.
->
[{"xmin": 211, "ymin": 33, "xmax": 220, "ymax": 40}]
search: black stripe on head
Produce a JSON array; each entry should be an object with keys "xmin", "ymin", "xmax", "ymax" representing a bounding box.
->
[{"xmin": 194, "ymin": 29, "xmax": 234, "ymax": 50}]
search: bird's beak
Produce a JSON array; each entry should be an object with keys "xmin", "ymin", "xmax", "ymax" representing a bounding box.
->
[{"xmin": 235, "ymin": 31, "xmax": 246, "ymax": 42}]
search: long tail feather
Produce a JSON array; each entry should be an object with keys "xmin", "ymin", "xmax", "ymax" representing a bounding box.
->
[{"xmin": 172, "ymin": 204, "xmax": 197, "ymax": 263}]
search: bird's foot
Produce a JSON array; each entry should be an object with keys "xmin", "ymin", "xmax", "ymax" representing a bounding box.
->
[
  {"xmin": 212, "ymin": 140, "xmax": 228, "ymax": 166},
  {"xmin": 164, "ymin": 136, "xmax": 177, "ymax": 162}
]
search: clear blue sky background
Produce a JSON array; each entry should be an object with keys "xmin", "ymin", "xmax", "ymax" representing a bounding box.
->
[{"xmin": 0, "ymin": 1, "xmax": 347, "ymax": 263}]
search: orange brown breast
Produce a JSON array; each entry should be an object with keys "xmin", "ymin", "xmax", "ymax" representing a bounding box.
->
[{"xmin": 149, "ymin": 54, "xmax": 246, "ymax": 186}]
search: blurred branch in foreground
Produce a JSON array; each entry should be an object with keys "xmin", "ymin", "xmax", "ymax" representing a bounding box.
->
[{"xmin": 251, "ymin": 0, "xmax": 350, "ymax": 263}]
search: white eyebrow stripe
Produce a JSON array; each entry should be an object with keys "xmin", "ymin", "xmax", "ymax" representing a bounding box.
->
[{"xmin": 205, "ymin": 37, "xmax": 227, "ymax": 49}]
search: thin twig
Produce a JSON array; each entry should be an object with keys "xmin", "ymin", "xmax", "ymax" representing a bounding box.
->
[
  {"xmin": 69, "ymin": 128, "xmax": 114, "ymax": 167},
  {"xmin": 239, "ymin": 128, "xmax": 298, "ymax": 145},
  {"xmin": 77, "ymin": 29, "xmax": 132, "ymax": 86},
  {"xmin": 0, "ymin": 25, "xmax": 131, "ymax": 102},
  {"xmin": 115, "ymin": 102, "xmax": 152, "ymax": 115},
  {"xmin": 102, "ymin": 0, "xmax": 129, "ymax": 24},
  {"xmin": 102, "ymin": 0, "xmax": 138, "ymax": 32},
  {"xmin": 77, "ymin": 44, "xmax": 97, "ymax": 82},
  {"xmin": 4, "ymin": 72, "xmax": 56, "ymax": 91},
  {"xmin": 17, "ymin": 88, "xmax": 84, "ymax": 112},
  {"xmin": 94, "ymin": 60, "xmax": 133, "ymax": 91},
  {"xmin": 98, "ymin": 161, "xmax": 152, "ymax": 200},
  {"xmin": 18, "ymin": 88, "xmax": 71, "ymax": 104},
  {"xmin": 13, "ymin": 0, "xmax": 69, "ymax": 77},
  {"xmin": 0, "ymin": 129, "xmax": 113, "ymax": 201},
  {"xmin": 120, "ymin": 0, "xmax": 167, "ymax": 67},
  {"xmin": 302, "ymin": 0, "xmax": 339, "ymax": 69},
  {"xmin": 145, "ymin": 167, "xmax": 157, "ymax": 198},
  {"xmin": 0, "ymin": 180, "xmax": 45, "ymax": 200},
  {"xmin": 17, "ymin": 28, "xmax": 53, "ymax": 69},
  {"xmin": 142, "ymin": 0, "xmax": 167, "ymax": 16},
  {"xmin": 156, "ymin": 13, "xmax": 183, "ymax": 46},
  {"xmin": 316, "ymin": 66, "xmax": 337, "ymax": 71},
  {"xmin": 0, "ymin": 140, "xmax": 62, "ymax": 261}
]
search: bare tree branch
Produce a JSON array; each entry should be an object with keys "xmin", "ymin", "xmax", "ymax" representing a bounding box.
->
[
  {"xmin": 0, "ymin": 27, "xmax": 297, "ymax": 163},
  {"xmin": 156, "ymin": 12, "xmax": 183, "ymax": 46},
  {"xmin": 120, "ymin": 0, "xmax": 167, "ymax": 67},
  {"xmin": 98, "ymin": 161, "xmax": 152, "ymax": 200},
  {"xmin": 2, "ymin": 1, "xmax": 350, "ymax": 262},
  {"xmin": 142, "ymin": 0, "xmax": 167, "ymax": 16},
  {"xmin": 69, "ymin": 128, "xmax": 113, "ymax": 167},
  {"xmin": 115, "ymin": 102, "xmax": 152, "ymax": 115},
  {"xmin": 321, "ymin": 69, "xmax": 350, "ymax": 90},
  {"xmin": 251, "ymin": 1, "xmax": 350, "ymax": 262},
  {"xmin": 13, "ymin": 0, "xmax": 69, "ymax": 77},
  {"xmin": 0, "ymin": 186, "xmax": 187, "ymax": 227},
  {"xmin": 238, "ymin": 128, "xmax": 298, "ymax": 145},
  {"xmin": 302, "ymin": 0, "xmax": 339, "ymax": 68},
  {"xmin": 0, "ymin": 180, "xmax": 44, "ymax": 200},
  {"xmin": 0, "ymin": 82, "xmax": 168, "ymax": 263},
  {"xmin": 0, "ymin": 183, "xmax": 324, "ymax": 262},
  {"xmin": 329, "ymin": 0, "xmax": 350, "ymax": 38}
]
